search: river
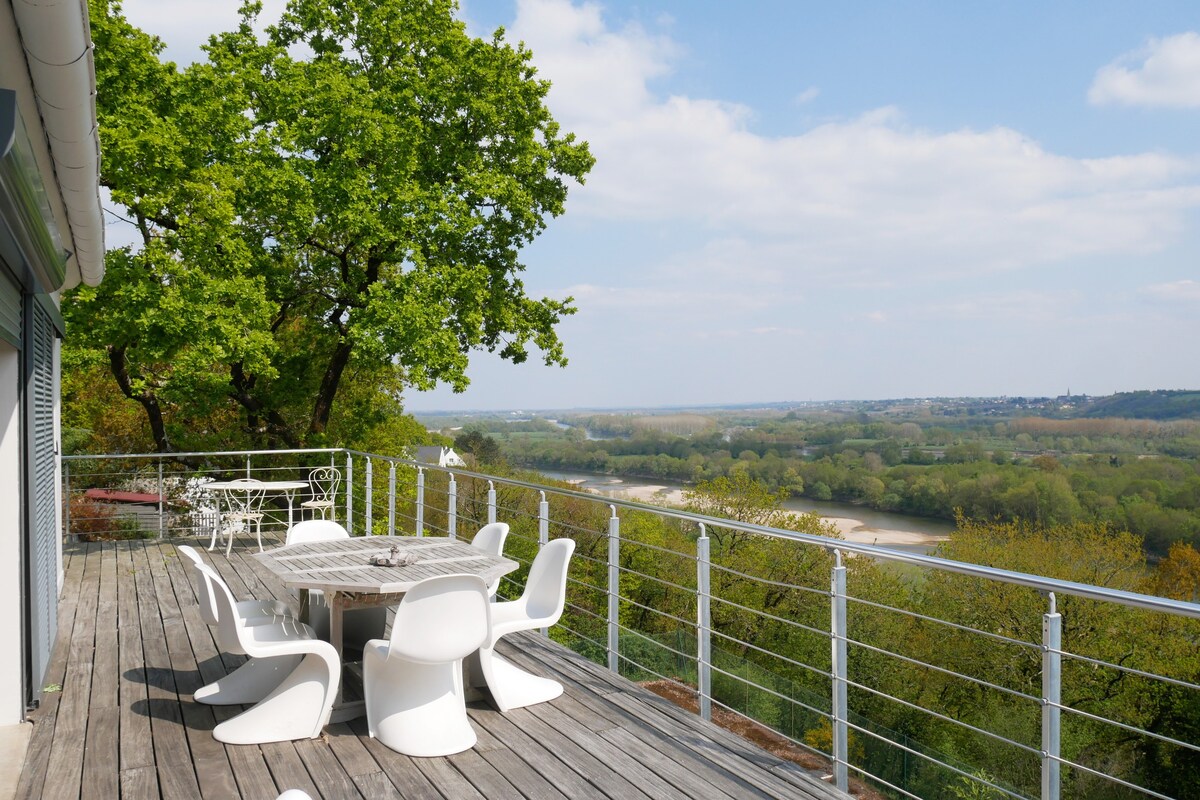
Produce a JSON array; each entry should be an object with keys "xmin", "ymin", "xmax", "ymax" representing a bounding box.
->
[{"xmin": 537, "ymin": 469, "xmax": 955, "ymax": 555}]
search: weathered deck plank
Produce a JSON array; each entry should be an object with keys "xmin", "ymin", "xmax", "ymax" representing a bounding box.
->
[{"xmin": 18, "ymin": 539, "xmax": 850, "ymax": 800}]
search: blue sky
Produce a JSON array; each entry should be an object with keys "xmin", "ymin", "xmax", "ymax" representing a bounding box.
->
[{"xmin": 117, "ymin": 0, "xmax": 1200, "ymax": 411}]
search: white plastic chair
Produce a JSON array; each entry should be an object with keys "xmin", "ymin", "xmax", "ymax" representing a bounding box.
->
[
  {"xmin": 212, "ymin": 478, "xmax": 266, "ymax": 555},
  {"xmin": 471, "ymin": 538, "xmax": 575, "ymax": 712},
  {"xmin": 196, "ymin": 563, "xmax": 340, "ymax": 744},
  {"xmin": 181, "ymin": 548, "xmax": 313, "ymax": 707},
  {"xmin": 470, "ymin": 522, "xmax": 509, "ymax": 598},
  {"xmin": 178, "ymin": 545, "xmax": 291, "ymax": 627},
  {"xmin": 301, "ymin": 466, "xmax": 340, "ymax": 520},
  {"xmin": 363, "ymin": 574, "xmax": 490, "ymax": 757},
  {"xmin": 285, "ymin": 519, "xmax": 350, "ymax": 546},
  {"xmin": 282, "ymin": 520, "xmax": 386, "ymax": 647}
]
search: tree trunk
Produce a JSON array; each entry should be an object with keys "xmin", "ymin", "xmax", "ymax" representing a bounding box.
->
[
  {"xmin": 229, "ymin": 362, "xmax": 302, "ymax": 448},
  {"xmin": 107, "ymin": 345, "xmax": 171, "ymax": 452},
  {"xmin": 309, "ymin": 339, "xmax": 354, "ymax": 438}
]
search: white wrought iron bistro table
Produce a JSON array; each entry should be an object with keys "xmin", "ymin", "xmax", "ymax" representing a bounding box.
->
[
  {"xmin": 253, "ymin": 535, "xmax": 519, "ymax": 721},
  {"xmin": 206, "ymin": 479, "xmax": 310, "ymax": 531}
]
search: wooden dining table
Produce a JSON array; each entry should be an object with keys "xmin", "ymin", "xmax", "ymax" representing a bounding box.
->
[{"xmin": 253, "ymin": 535, "xmax": 519, "ymax": 720}]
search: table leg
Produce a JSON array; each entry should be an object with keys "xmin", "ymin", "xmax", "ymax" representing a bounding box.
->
[
  {"xmin": 327, "ymin": 592, "xmax": 365, "ymax": 722},
  {"xmin": 330, "ymin": 593, "xmax": 344, "ymax": 665},
  {"xmin": 285, "ymin": 489, "xmax": 296, "ymax": 530},
  {"xmin": 207, "ymin": 491, "xmax": 223, "ymax": 551},
  {"xmin": 297, "ymin": 588, "xmax": 310, "ymax": 625}
]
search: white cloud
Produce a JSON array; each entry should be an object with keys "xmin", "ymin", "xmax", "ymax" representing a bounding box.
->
[
  {"xmin": 938, "ymin": 290, "xmax": 1080, "ymax": 324},
  {"xmin": 513, "ymin": 1, "xmax": 1200, "ymax": 284},
  {"xmin": 119, "ymin": 0, "xmax": 291, "ymax": 64},
  {"xmin": 1140, "ymin": 279, "xmax": 1200, "ymax": 301},
  {"xmin": 562, "ymin": 283, "xmax": 777, "ymax": 315},
  {"xmin": 749, "ymin": 326, "xmax": 806, "ymax": 337},
  {"xmin": 1089, "ymin": 32, "xmax": 1200, "ymax": 108},
  {"xmin": 794, "ymin": 86, "xmax": 820, "ymax": 105},
  {"xmin": 511, "ymin": 0, "xmax": 679, "ymax": 122}
]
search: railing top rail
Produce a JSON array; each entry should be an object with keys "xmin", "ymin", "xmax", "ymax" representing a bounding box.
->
[{"xmin": 71, "ymin": 447, "xmax": 1200, "ymax": 621}]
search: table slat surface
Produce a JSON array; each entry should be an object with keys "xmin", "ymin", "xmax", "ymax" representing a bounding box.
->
[{"xmin": 254, "ymin": 535, "xmax": 517, "ymax": 594}]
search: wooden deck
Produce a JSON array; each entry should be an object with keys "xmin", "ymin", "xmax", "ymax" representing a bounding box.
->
[{"xmin": 16, "ymin": 538, "xmax": 849, "ymax": 799}]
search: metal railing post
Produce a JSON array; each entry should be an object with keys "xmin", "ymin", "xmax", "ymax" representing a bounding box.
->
[
  {"xmin": 539, "ymin": 491, "xmax": 550, "ymax": 635},
  {"xmin": 448, "ymin": 473, "xmax": 458, "ymax": 539},
  {"xmin": 157, "ymin": 459, "xmax": 164, "ymax": 539},
  {"xmin": 538, "ymin": 491, "xmax": 549, "ymax": 549},
  {"xmin": 364, "ymin": 458, "xmax": 373, "ymax": 536},
  {"xmin": 345, "ymin": 453, "xmax": 354, "ymax": 534},
  {"xmin": 1042, "ymin": 593, "xmax": 1062, "ymax": 800},
  {"xmin": 415, "ymin": 468, "xmax": 425, "ymax": 536},
  {"xmin": 831, "ymin": 550, "xmax": 849, "ymax": 793},
  {"xmin": 388, "ymin": 462, "xmax": 396, "ymax": 536},
  {"xmin": 245, "ymin": 454, "xmax": 251, "ymax": 477},
  {"xmin": 607, "ymin": 506, "xmax": 620, "ymax": 673},
  {"xmin": 697, "ymin": 523, "xmax": 711, "ymax": 722},
  {"xmin": 487, "ymin": 481, "xmax": 496, "ymax": 524}
]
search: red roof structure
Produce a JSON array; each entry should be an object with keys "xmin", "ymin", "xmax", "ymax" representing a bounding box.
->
[{"xmin": 83, "ymin": 488, "xmax": 163, "ymax": 504}]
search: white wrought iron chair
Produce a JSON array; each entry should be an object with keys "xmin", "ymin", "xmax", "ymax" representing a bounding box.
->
[
  {"xmin": 363, "ymin": 573, "xmax": 490, "ymax": 757},
  {"xmin": 212, "ymin": 478, "xmax": 267, "ymax": 555},
  {"xmin": 283, "ymin": 519, "xmax": 386, "ymax": 647},
  {"xmin": 470, "ymin": 522, "xmax": 509, "ymax": 598},
  {"xmin": 470, "ymin": 537, "xmax": 575, "ymax": 712},
  {"xmin": 196, "ymin": 562, "xmax": 340, "ymax": 745},
  {"xmin": 301, "ymin": 466, "xmax": 340, "ymax": 521}
]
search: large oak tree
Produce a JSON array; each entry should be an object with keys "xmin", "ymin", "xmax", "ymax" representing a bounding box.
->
[{"xmin": 67, "ymin": 0, "xmax": 593, "ymax": 452}]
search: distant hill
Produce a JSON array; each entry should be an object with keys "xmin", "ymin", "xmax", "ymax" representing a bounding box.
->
[{"xmin": 1080, "ymin": 390, "xmax": 1200, "ymax": 420}]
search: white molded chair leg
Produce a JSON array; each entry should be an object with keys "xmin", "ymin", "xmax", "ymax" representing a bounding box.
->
[
  {"xmin": 194, "ymin": 654, "xmax": 304, "ymax": 706},
  {"xmin": 212, "ymin": 651, "xmax": 339, "ymax": 745},
  {"xmin": 363, "ymin": 641, "xmax": 476, "ymax": 757},
  {"xmin": 475, "ymin": 643, "xmax": 563, "ymax": 712}
]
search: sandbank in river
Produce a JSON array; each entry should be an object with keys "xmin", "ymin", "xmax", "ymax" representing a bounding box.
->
[{"xmin": 561, "ymin": 476, "xmax": 950, "ymax": 549}]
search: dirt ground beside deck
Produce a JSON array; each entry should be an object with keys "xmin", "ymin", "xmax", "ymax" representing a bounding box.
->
[{"xmin": 642, "ymin": 680, "xmax": 885, "ymax": 800}]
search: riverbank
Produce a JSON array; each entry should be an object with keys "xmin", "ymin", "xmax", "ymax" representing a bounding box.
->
[{"xmin": 561, "ymin": 475, "xmax": 952, "ymax": 549}]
